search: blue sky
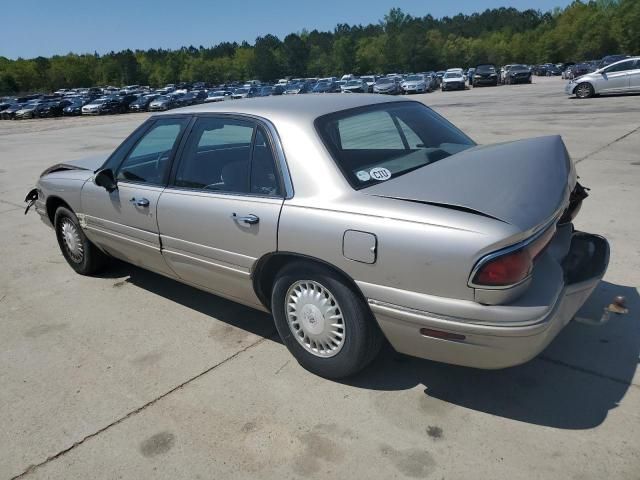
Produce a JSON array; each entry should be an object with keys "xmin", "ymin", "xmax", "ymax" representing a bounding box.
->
[{"xmin": 2, "ymin": 0, "xmax": 572, "ymax": 59}]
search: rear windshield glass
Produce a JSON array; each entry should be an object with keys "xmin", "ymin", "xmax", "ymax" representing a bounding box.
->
[{"xmin": 315, "ymin": 102, "xmax": 475, "ymax": 189}]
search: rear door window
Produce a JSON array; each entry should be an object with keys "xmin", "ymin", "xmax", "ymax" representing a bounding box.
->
[{"xmin": 172, "ymin": 117, "xmax": 283, "ymax": 197}]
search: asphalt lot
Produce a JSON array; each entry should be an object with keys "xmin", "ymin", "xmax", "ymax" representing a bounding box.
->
[{"xmin": 1, "ymin": 76, "xmax": 639, "ymax": 480}]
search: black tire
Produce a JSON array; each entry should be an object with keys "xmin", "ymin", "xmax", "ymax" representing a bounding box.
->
[
  {"xmin": 54, "ymin": 206, "xmax": 109, "ymax": 275},
  {"xmin": 574, "ymin": 82, "xmax": 594, "ymax": 99},
  {"xmin": 271, "ymin": 261, "xmax": 383, "ymax": 379}
]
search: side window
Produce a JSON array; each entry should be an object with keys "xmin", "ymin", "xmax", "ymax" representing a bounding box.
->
[
  {"xmin": 338, "ymin": 111, "xmax": 404, "ymax": 150},
  {"xmin": 117, "ymin": 119, "xmax": 186, "ymax": 185},
  {"xmin": 605, "ymin": 60, "xmax": 634, "ymax": 73},
  {"xmin": 174, "ymin": 117, "xmax": 255, "ymax": 193},
  {"xmin": 251, "ymin": 128, "xmax": 281, "ymax": 196}
]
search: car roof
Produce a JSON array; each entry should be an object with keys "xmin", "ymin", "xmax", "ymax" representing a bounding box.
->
[{"xmin": 155, "ymin": 94, "xmax": 412, "ymax": 123}]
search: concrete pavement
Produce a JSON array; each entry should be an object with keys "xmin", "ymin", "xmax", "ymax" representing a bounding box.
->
[{"xmin": 1, "ymin": 76, "xmax": 638, "ymax": 480}]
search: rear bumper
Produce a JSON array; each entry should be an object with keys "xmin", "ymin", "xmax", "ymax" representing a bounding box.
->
[{"xmin": 367, "ymin": 231, "xmax": 609, "ymax": 369}]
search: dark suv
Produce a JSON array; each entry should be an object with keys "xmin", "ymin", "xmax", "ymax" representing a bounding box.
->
[
  {"xmin": 503, "ymin": 64, "xmax": 532, "ymax": 84},
  {"xmin": 472, "ymin": 64, "xmax": 499, "ymax": 87}
]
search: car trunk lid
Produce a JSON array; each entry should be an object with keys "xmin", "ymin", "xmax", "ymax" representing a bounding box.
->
[{"xmin": 364, "ymin": 135, "xmax": 573, "ymax": 233}]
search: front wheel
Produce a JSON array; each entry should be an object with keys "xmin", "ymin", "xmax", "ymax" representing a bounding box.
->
[
  {"xmin": 271, "ymin": 262, "xmax": 383, "ymax": 379},
  {"xmin": 575, "ymin": 82, "xmax": 594, "ymax": 99},
  {"xmin": 55, "ymin": 206, "xmax": 109, "ymax": 275}
]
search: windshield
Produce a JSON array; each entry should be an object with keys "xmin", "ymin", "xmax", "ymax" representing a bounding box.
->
[
  {"xmin": 361, "ymin": 76, "xmax": 374, "ymax": 82},
  {"xmin": 210, "ymin": 91, "xmax": 226, "ymax": 96},
  {"xmin": 346, "ymin": 80, "xmax": 361, "ymax": 86},
  {"xmin": 234, "ymin": 88, "xmax": 249, "ymax": 94},
  {"xmin": 155, "ymin": 96, "xmax": 169, "ymax": 101},
  {"xmin": 510, "ymin": 65, "xmax": 528, "ymax": 71},
  {"xmin": 476, "ymin": 65, "xmax": 495, "ymax": 72},
  {"xmin": 406, "ymin": 75, "xmax": 423, "ymax": 81},
  {"xmin": 444, "ymin": 73, "xmax": 462, "ymax": 79},
  {"xmin": 315, "ymin": 102, "xmax": 475, "ymax": 189},
  {"xmin": 376, "ymin": 78, "xmax": 393, "ymax": 85}
]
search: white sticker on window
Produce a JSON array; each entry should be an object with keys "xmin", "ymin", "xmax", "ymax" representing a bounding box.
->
[
  {"xmin": 369, "ymin": 167, "xmax": 391, "ymax": 181},
  {"xmin": 356, "ymin": 170, "xmax": 371, "ymax": 182}
]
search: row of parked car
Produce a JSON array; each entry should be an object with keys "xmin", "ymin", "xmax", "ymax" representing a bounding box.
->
[
  {"xmin": 1, "ymin": 53, "xmax": 633, "ymax": 119},
  {"xmin": 0, "ymin": 74, "xmax": 441, "ymax": 119}
]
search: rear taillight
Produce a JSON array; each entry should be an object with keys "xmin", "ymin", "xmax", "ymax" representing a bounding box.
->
[{"xmin": 471, "ymin": 226, "xmax": 556, "ymax": 287}]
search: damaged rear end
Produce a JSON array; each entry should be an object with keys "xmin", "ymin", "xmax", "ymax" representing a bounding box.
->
[{"xmin": 362, "ymin": 135, "xmax": 609, "ymax": 368}]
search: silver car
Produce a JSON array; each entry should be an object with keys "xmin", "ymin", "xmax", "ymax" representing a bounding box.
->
[
  {"xmin": 25, "ymin": 95, "xmax": 609, "ymax": 379},
  {"xmin": 566, "ymin": 56, "xmax": 640, "ymax": 98},
  {"xmin": 400, "ymin": 74, "xmax": 429, "ymax": 94}
]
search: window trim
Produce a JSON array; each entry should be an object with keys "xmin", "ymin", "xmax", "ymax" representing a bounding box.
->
[
  {"xmin": 604, "ymin": 60, "xmax": 635, "ymax": 74},
  {"xmin": 167, "ymin": 113, "xmax": 291, "ymax": 199}
]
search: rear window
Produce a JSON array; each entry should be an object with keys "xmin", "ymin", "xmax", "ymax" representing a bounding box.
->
[{"xmin": 315, "ymin": 102, "xmax": 475, "ymax": 189}]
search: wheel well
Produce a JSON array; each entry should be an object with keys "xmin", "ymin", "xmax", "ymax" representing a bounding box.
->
[
  {"xmin": 46, "ymin": 196, "xmax": 72, "ymax": 225},
  {"xmin": 252, "ymin": 253, "xmax": 365, "ymax": 311}
]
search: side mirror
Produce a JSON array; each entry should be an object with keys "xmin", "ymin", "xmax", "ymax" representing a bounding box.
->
[{"xmin": 94, "ymin": 169, "xmax": 117, "ymax": 192}]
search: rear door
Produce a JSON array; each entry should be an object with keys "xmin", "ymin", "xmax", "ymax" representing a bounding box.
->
[
  {"xmin": 157, "ymin": 116, "xmax": 286, "ymax": 307},
  {"xmin": 81, "ymin": 117, "xmax": 189, "ymax": 276}
]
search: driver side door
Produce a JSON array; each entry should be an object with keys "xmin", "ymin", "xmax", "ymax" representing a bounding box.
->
[{"xmin": 81, "ymin": 117, "xmax": 189, "ymax": 276}]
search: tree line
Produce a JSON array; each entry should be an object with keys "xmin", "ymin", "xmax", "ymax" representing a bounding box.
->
[{"xmin": 1, "ymin": 0, "xmax": 638, "ymax": 94}]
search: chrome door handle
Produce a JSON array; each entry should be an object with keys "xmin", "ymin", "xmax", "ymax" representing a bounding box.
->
[
  {"xmin": 130, "ymin": 197, "xmax": 150, "ymax": 207},
  {"xmin": 232, "ymin": 213, "xmax": 259, "ymax": 225}
]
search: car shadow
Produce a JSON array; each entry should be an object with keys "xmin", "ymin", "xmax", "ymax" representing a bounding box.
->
[
  {"xmin": 344, "ymin": 280, "xmax": 639, "ymax": 430},
  {"xmin": 569, "ymin": 92, "xmax": 640, "ymax": 100},
  {"xmin": 101, "ymin": 260, "xmax": 279, "ymax": 341},
  {"xmin": 99, "ymin": 262, "xmax": 638, "ymax": 430}
]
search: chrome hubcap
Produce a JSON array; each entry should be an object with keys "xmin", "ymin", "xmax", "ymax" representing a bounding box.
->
[
  {"xmin": 61, "ymin": 220, "xmax": 83, "ymax": 262},
  {"xmin": 286, "ymin": 280, "xmax": 345, "ymax": 358}
]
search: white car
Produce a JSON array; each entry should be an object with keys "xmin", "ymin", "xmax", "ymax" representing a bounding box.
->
[
  {"xmin": 441, "ymin": 72, "xmax": 466, "ymax": 91},
  {"xmin": 446, "ymin": 68, "xmax": 467, "ymax": 81},
  {"xmin": 360, "ymin": 76, "xmax": 376, "ymax": 92},
  {"xmin": 566, "ymin": 57, "xmax": 640, "ymax": 98}
]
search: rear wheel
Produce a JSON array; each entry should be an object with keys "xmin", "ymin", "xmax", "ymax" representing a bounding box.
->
[
  {"xmin": 575, "ymin": 82, "xmax": 594, "ymax": 99},
  {"xmin": 55, "ymin": 206, "xmax": 109, "ymax": 275},
  {"xmin": 271, "ymin": 262, "xmax": 383, "ymax": 379}
]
